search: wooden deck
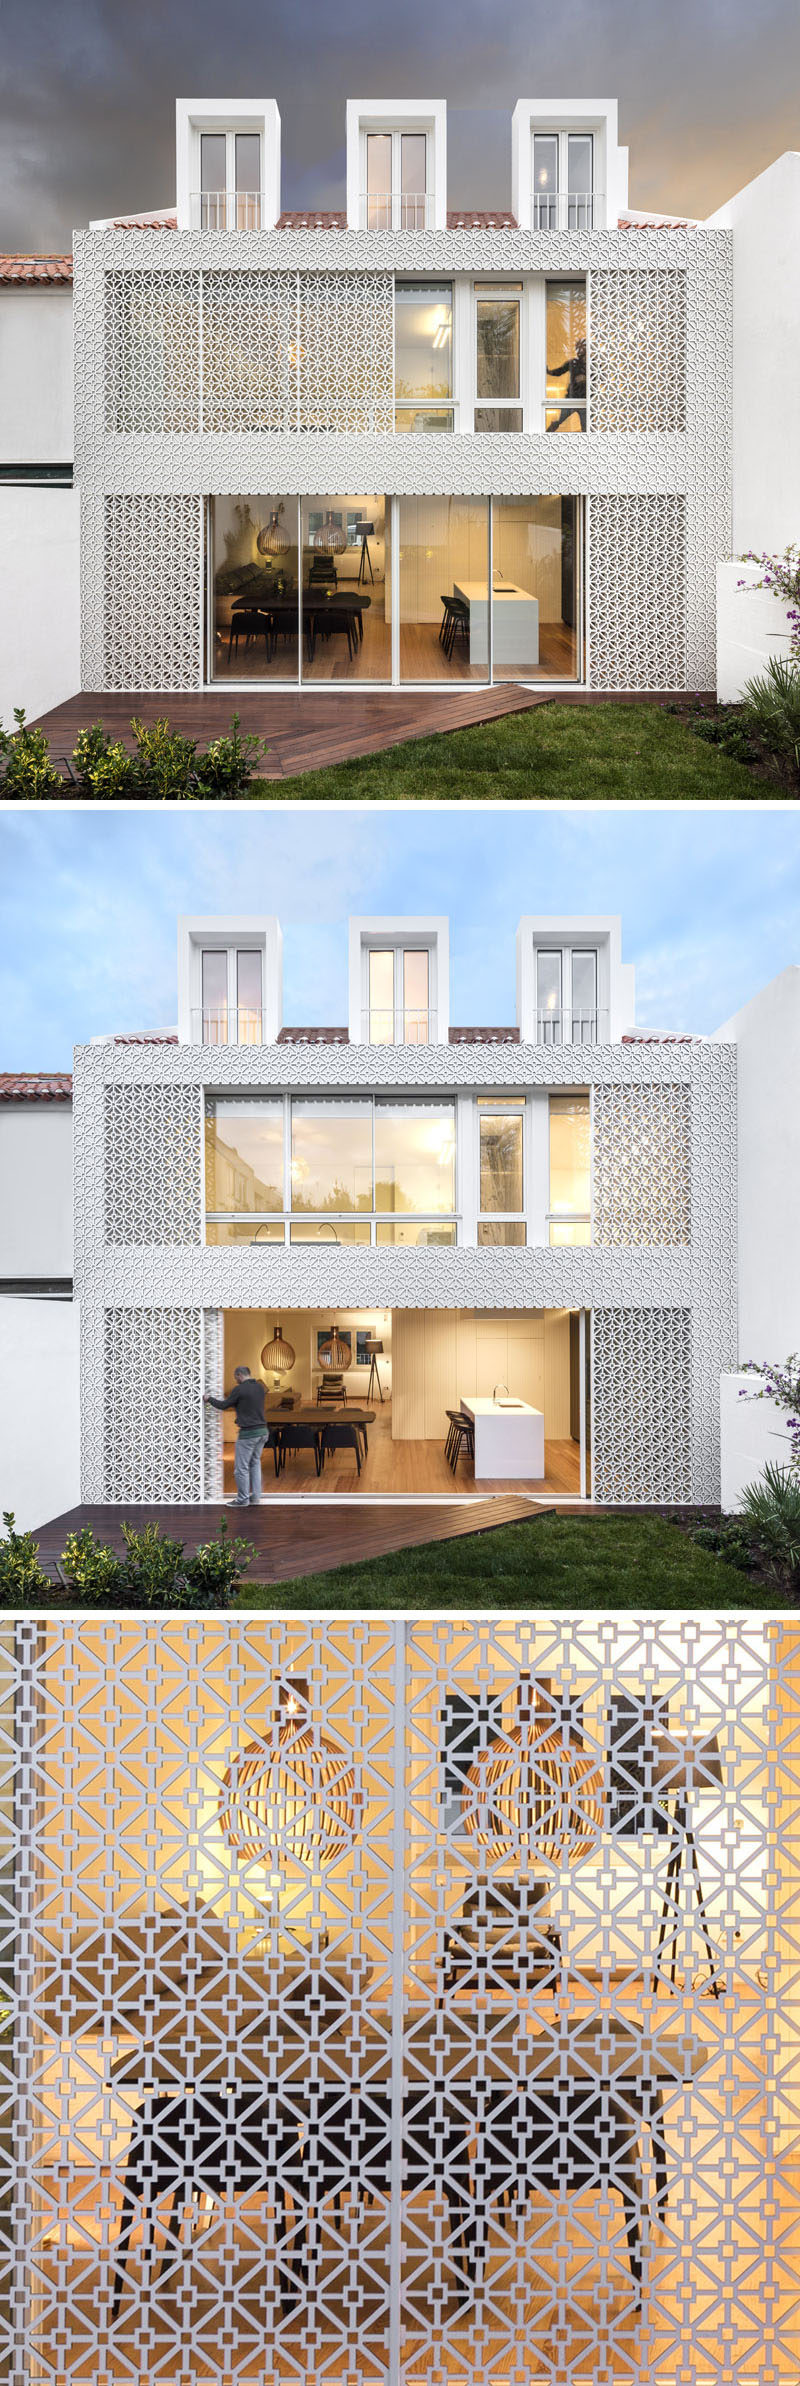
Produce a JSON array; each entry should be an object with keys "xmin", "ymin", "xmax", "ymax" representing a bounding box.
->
[
  {"xmin": 30, "ymin": 684, "xmax": 547, "ymax": 781},
  {"xmin": 32, "ymin": 1495, "xmax": 543, "ymax": 1585}
]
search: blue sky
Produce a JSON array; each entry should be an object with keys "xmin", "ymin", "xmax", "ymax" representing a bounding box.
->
[{"xmin": 1, "ymin": 806, "xmax": 798, "ymax": 1068}]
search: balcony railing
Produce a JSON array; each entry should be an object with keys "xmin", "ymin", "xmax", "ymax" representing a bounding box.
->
[
  {"xmin": 360, "ymin": 191, "xmax": 434, "ymax": 232},
  {"xmin": 193, "ymin": 1006, "xmax": 264, "ymax": 1046},
  {"xmin": 536, "ymin": 1008, "xmax": 608, "ymax": 1046},
  {"xmin": 363, "ymin": 1007, "xmax": 437, "ymax": 1046},
  {"xmin": 191, "ymin": 191, "xmax": 262, "ymax": 231},
  {"xmin": 532, "ymin": 191, "xmax": 599, "ymax": 232}
]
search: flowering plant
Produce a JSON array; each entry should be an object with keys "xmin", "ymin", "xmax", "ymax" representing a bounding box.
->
[
  {"xmin": 738, "ymin": 546, "xmax": 800, "ymax": 661},
  {"xmin": 738, "ymin": 1356, "xmax": 800, "ymax": 1474}
]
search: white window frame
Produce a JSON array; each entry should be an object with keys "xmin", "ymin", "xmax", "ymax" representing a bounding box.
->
[
  {"xmin": 534, "ymin": 944, "xmax": 600, "ymax": 1045},
  {"xmin": 199, "ymin": 942, "xmax": 264, "ymax": 1045},
  {"xmin": 362, "ymin": 940, "xmax": 437, "ymax": 1046},
  {"xmin": 197, "ymin": 126, "xmax": 263, "ymax": 229},
  {"xmin": 361, "ymin": 127, "xmax": 431, "ymax": 230},
  {"xmin": 394, "ymin": 278, "xmax": 455, "ymax": 434},
  {"xmin": 472, "ymin": 282, "xmax": 526, "ymax": 435},
  {"xmin": 204, "ymin": 1091, "xmax": 459, "ymax": 1243},
  {"xmin": 531, "ymin": 129, "xmax": 596, "ymax": 231},
  {"xmin": 546, "ymin": 1086, "xmax": 593, "ymax": 1247},
  {"xmin": 476, "ymin": 1098, "xmax": 527, "ymax": 1244}
]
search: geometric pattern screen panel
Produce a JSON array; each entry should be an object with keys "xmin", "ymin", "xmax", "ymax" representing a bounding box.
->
[
  {"xmin": 593, "ymin": 1085, "xmax": 691, "ymax": 1248},
  {"xmin": 102, "ymin": 1307, "xmax": 203, "ymax": 1500},
  {"xmin": 590, "ymin": 272, "xmax": 687, "ymax": 433},
  {"xmin": 592, "ymin": 1307, "xmax": 693, "ymax": 1504},
  {"xmin": 103, "ymin": 1084, "xmax": 202, "ymax": 1247},
  {"xmin": 102, "ymin": 495, "xmax": 204, "ymax": 692},
  {"xmin": 105, "ymin": 268, "xmax": 395, "ymax": 436},
  {"xmin": 2, "ymin": 1615, "xmax": 798, "ymax": 2386},
  {"xmin": 588, "ymin": 496, "xmax": 687, "ymax": 693}
]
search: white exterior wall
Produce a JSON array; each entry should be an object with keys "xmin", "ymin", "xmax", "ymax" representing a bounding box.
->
[
  {"xmin": 708, "ymin": 153, "xmax": 800, "ymax": 556},
  {"xmin": 0, "ymin": 286, "xmax": 73, "ymax": 463},
  {"xmin": 0, "ymin": 1107, "xmax": 73, "ymax": 1277},
  {"xmin": 716, "ymin": 559, "xmax": 795, "ymax": 703},
  {"xmin": 0, "ymin": 484, "xmax": 80, "ymax": 723},
  {"xmin": 713, "ymin": 967, "xmax": 800, "ymax": 1362},
  {"xmin": 720, "ymin": 1371, "xmax": 795, "ymax": 1512},
  {"xmin": 0, "ymin": 1296, "xmax": 80, "ymax": 1529}
]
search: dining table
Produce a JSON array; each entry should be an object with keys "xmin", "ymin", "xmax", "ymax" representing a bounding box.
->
[
  {"xmin": 231, "ymin": 588, "xmax": 371, "ymax": 664},
  {"xmin": 263, "ymin": 1401, "xmax": 375, "ymax": 1476}
]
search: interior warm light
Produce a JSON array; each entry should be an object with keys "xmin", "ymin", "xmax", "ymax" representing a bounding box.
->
[
  {"xmin": 261, "ymin": 1323, "xmax": 295, "ymax": 1373},
  {"xmin": 256, "ymin": 503, "xmax": 290, "ymax": 556},
  {"xmin": 219, "ymin": 1677, "xmax": 360, "ymax": 1872},
  {"xmin": 312, "ymin": 509, "xmax": 347, "ymax": 554},
  {"xmin": 318, "ymin": 1322, "xmax": 352, "ymax": 1372},
  {"xmin": 463, "ymin": 1676, "xmax": 604, "ymax": 1869}
]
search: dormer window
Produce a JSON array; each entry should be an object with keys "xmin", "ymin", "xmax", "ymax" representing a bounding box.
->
[
  {"xmin": 368, "ymin": 947, "xmax": 431, "ymax": 1045},
  {"xmin": 533, "ymin": 130, "xmax": 595, "ymax": 230},
  {"xmin": 536, "ymin": 947, "xmax": 599, "ymax": 1044},
  {"xmin": 200, "ymin": 946, "xmax": 263, "ymax": 1044},
  {"xmin": 365, "ymin": 129, "xmax": 429, "ymax": 230},
  {"xmin": 199, "ymin": 129, "xmax": 261, "ymax": 229}
]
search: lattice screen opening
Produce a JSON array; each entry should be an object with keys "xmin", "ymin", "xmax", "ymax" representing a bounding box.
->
[
  {"xmin": 592, "ymin": 1304, "xmax": 692, "ymax": 1501},
  {"xmin": 590, "ymin": 270, "xmax": 688, "ymax": 434},
  {"xmin": 102, "ymin": 495, "xmax": 203, "ymax": 691},
  {"xmin": 296, "ymin": 271, "xmax": 394, "ymax": 434},
  {"xmin": 593, "ymin": 1083, "xmax": 691, "ymax": 1246},
  {"xmin": 103, "ymin": 1083, "xmax": 202, "ymax": 1246},
  {"xmin": 104, "ymin": 268, "xmax": 201, "ymax": 435},
  {"xmin": 102, "ymin": 1306, "xmax": 202, "ymax": 1499},
  {"xmin": 589, "ymin": 494, "xmax": 688, "ymax": 691},
  {"xmin": 2, "ymin": 1616, "xmax": 798, "ymax": 2386},
  {"xmin": 202, "ymin": 269, "xmax": 294, "ymax": 433}
]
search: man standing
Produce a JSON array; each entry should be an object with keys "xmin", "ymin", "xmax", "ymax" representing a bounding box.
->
[{"xmin": 204, "ymin": 1365, "xmax": 270, "ymax": 1506}]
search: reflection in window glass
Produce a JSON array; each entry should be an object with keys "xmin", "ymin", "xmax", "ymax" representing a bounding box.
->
[
  {"xmin": 289, "ymin": 1221, "xmax": 372, "ymax": 1244},
  {"xmin": 549, "ymin": 1094, "xmax": 591, "ymax": 1234},
  {"xmin": 479, "ymin": 1110, "xmax": 523, "ymax": 1212},
  {"xmin": 537, "ymin": 951, "xmax": 562, "ymax": 1040},
  {"xmin": 376, "ymin": 1221, "xmax": 457, "ymax": 1245},
  {"xmin": 205, "ymin": 1099, "xmax": 284, "ymax": 1215},
  {"xmin": 369, "ymin": 949, "xmax": 395, "ymax": 1044},
  {"xmin": 201, "ymin": 133, "xmax": 226, "ymax": 191},
  {"xmin": 476, "ymin": 294, "xmax": 520, "ymax": 399},
  {"xmin": 206, "ymin": 1220, "xmax": 285, "ymax": 1245},
  {"xmin": 403, "ymin": 950, "xmax": 430, "ymax": 1043},
  {"xmin": 236, "ymin": 950, "xmax": 262, "ymax": 1042},
  {"xmin": 477, "ymin": 1219, "xmax": 526, "ymax": 1245},
  {"xmin": 366, "ymin": 133, "xmax": 392, "ymax": 227},
  {"xmin": 374, "ymin": 1103, "xmax": 456, "ymax": 1214},
  {"xmin": 395, "ymin": 284, "xmax": 453, "ymax": 431},
  {"xmin": 545, "ymin": 283, "xmax": 586, "ymax": 431},
  {"xmin": 567, "ymin": 134, "xmax": 593, "ymax": 228},
  {"xmin": 572, "ymin": 950, "xmax": 598, "ymax": 1041},
  {"xmin": 291, "ymin": 1102, "xmax": 372, "ymax": 1212},
  {"xmin": 533, "ymin": 133, "xmax": 558, "ymax": 226},
  {"xmin": 202, "ymin": 950, "xmax": 228, "ymax": 1044},
  {"xmin": 398, "ymin": 496, "xmax": 489, "ymax": 682}
]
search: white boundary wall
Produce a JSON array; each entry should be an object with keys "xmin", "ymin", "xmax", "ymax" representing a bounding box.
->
[
  {"xmin": 0, "ymin": 1298, "xmax": 80, "ymax": 1530},
  {"xmin": 720, "ymin": 1371, "xmax": 795, "ymax": 1512}
]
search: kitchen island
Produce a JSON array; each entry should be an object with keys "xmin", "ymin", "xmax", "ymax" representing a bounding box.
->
[{"xmin": 459, "ymin": 1394, "xmax": 545, "ymax": 1481}]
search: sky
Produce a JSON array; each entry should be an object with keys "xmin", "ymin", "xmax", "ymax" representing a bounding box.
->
[
  {"xmin": 2, "ymin": 0, "xmax": 800, "ymax": 250},
  {"xmin": 1, "ymin": 805, "xmax": 798, "ymax": 1068}
]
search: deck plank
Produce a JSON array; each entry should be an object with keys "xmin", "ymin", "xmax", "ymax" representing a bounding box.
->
[
  {"xmin": 32, "ymin": 1496, "xmax": 544, "ymax": 1584},
  {"xmin": 29, "ymin": 685, "xmax": 548, "ymax": 782}
]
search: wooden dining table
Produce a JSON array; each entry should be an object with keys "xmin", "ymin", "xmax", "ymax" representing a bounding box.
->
[{"xmin": 263, "ymin": 1402, "xmax": 375, "ymax": 1476}]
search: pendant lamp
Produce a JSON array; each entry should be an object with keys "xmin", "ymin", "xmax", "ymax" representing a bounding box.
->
[
  {"xmin": 257, "ymin": 503, "xmax": 290, "ymax": 556},
  {"xmin": 318, "ymin": 1323, "xmax": 352, "ymax": 1372},
  {"xmin": 261, "ymin": 1323, "xmax": 295, "ymax": 1373},
  {"xmin": 463, "ymin": 1675, "xmax": 604, "ymax": 1870},
  {"xmin": 219, "ymin": 1677, "xmax": 359, "ymax": 1872},
  {"xmin": 312, "ymin": 509, "xmax": 347, "ymax": 554}
]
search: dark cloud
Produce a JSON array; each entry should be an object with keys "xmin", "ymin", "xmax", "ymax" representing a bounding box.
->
[{"xmin": 2, "ymin": 0, "xmax": 799, "ymax": 247}]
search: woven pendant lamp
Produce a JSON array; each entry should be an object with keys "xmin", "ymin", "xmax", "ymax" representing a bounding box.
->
[
  {"xmin": 219, "ymin": 1677, "xmax": 360, "ymax": 1873},
  {"xmin": 312, "ymin": 509, "xmax": 346, "ymax": 554},
  {"xmin": 318, "ymin": 1323, "xmax": 352, "ymax": 1372},
  {"xmin": 463, "ymin": 1676, "xmax": 604, "ymax": 1871},
  {"xmin": 261, "ymin": 1323, "xmax": 295, "ymax": 1373},
  {"xmin": 257, "ymin": 503, "xmax": 290, "ymax": 556}
]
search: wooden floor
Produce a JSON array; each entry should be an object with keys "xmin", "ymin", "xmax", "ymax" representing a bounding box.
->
[
  {"xmin": 211, "ymin": 601, "xmax": 577, "ymax": 689},
  {"xmin": 222, "ymin": 1402, "xmax": 581, "ymax": 1500},
  {"xmin": 31, "ymin": 682, "xmax": 548, "ymax": 781},
  {"xmin": 33, "ymin": 1494, "xmax": 542, "ymax": 1585}
]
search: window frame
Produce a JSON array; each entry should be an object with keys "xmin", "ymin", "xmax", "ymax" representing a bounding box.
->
[
  {"xmin": 363, "ymin": 941, "xmax": 436, "ymax": 1046},
  {"xmin": 199, "ymin": 944, "xmax": 264, "ymax": 1046},
  {"xmin": 394, "ymin": 279, "xmax": 455, "ymax": 434},
  {"xmin": 544, "ymin": 277, "xmax": 588, "ymax": 435},
  {"xmin": 547, "ymin": 1088, "xmax": 592, "ymax": 1246},
  {"xmin": 198, "ymin": 127, "xmax": 262, "ymax": 229},
  {"xmin": 363, "ymin": 128, "xmax": 430, "ymax": 230},
  {"xmin": 473, "ymin": 283, "xmax": 524, "ymax": 435},
  {"xmin": 531, "ymin": 130, "xmax": 595, "ymax": 230},
  {"xmin": 477, "ymin": 1098, "xmax": 526, "ymax": 1243},
  {"xmin": 204, "ymin": 1091, "xmax": 459, "ymax": 1242}
]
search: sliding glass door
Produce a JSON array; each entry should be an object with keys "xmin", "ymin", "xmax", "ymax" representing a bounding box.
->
[{"xmin": 492, "ymin": 496, "xmax": 581, "ymax": 681}]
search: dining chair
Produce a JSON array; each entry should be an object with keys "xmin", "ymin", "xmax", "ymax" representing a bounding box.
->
[
  {"xmin": 111, "ymin": 2087, "xmax": 305, "ymax": 2320},
  {"xmin": 319, "ymin": 1421, "xmax": 362, "ymax": 1474},
  {"xmin": 471, "ymin": 2078, "xmax": 656, "ymax": 2298}
]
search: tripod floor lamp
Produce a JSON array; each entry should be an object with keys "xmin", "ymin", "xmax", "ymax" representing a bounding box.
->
[
  {"xmin": 652, "ymin": 1730, "xmax": 724, "ymax": 1998},
  {"xmin": 363, "ymin": 1335, "xmax": 385, "ymax": 1403}
]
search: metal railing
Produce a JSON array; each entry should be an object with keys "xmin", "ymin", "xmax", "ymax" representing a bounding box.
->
[
  {"xmin": 360, "ymin": 190, "xmax": 434, "ymax": 231},
  {"xmin": 193, "ymin": 1006, "xmax": 264, "ymax": 1046},
  {"xmin": 536, "ymin": 1008, "xmax": 608, "ymax": 1046},
  {"xmin": 532, "ymin": 190, "xmax": 599, "ymax": 231},
  {"xmin": 363, "ymin": 1007, "xmax": 437, "ymax": 1046},
  {"xmin": 191, "ymin": 190, "xmax": 262, "ymax": 231}
]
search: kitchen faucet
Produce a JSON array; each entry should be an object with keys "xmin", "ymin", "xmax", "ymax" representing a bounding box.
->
[{"xmin": 493, "ymin": 1381, "xmax": 510, "ymax": 1400}]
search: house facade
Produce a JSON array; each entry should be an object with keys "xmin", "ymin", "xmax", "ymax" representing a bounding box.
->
[
  {"xmin": 2, "ymin": 1609, "xmax": 799, "ymax": 2386},
  {"xmin": 65, "ymin": 907, "xmax": 739, "ymax": 1511}
]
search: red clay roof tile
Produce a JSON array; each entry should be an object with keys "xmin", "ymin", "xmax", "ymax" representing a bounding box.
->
[
  {"xmin": 0, "ymin": 255, "xmax": 73, "ymax": 283},
  {"xmin": 0, "ymin": 1072, "xmax": 73, "ymax": 1101}
]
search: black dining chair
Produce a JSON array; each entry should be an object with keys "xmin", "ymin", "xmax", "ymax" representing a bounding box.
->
[
  {"xmin": 439, "ymin": 595, "xmax": 470, "ymax": 660},
  {"xmin": 111, "ymin": 2087, "xmax": 305, "ymax": 2321},
  {"xmin": 273, "ymin": 1423, "xmax": 323, "ymax": 1477},
  {"xmin": 313, "ymin": 2082, "xmax": 473, "ymax": 2294},
  {"xmin": 319, "ymin": 1421, "xmax": 362, "ymax": 1474},
  {"xmin": 227, "ymin": 608, "xmax": 269, "ymax": 664},
  {"xmin": 471, "ymin": 2078, "xmax": 660, "ymax": 2300}
]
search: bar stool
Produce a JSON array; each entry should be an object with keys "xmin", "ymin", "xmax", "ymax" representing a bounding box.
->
[{"xmin": 445, "ymin": 1411, "xmax": 474, "ymax": 1473}]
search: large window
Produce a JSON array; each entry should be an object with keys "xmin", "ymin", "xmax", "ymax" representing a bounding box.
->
[
  {"xmin": 211, "ymin": 496, "xmax": 389, "ymax": 685},
  {"xmin": 474, "ymin": 286, "xmax": 522, "ymax": 433},
  {"xmin": 206, "ymin": 1096, "xmax": 456, "ymax": 1241},
  {"xmin": 395, "ymin": 284, "xmax": 453, "ymax": 432},
  {"xmin": 199, "ymin": 130, "xmax": 261, "ymax": 229},
  {"xmin": 398, "ymin": 497, "xmax": 489, "ymax": 683},
  {"xmin": 365, "ymin": 131, "xmax": 428, "ymax": 230},
  {"xmin": 492, "ymin": 497, "xmax": 580, "ymax": 683},
  {"xmin": 200, "ymin": 946, "xmax": 263, "ymax": 1045},
  {"xmin": 368, "ymin": 948, "xmax": 431, "ymax": 1044},
  {"xmin": 535, "ymin": 946, "xmax": 600, "ymax": 1042},
  {"xmin": 546, "ymin": 283, "xmax": 587, "ymax": 432},
  {"xmin": 549, "ymin": 1094, "xmax": 591, "ymax": 1245},
  {"xmin": 532, "ymin": 132, "xmax": 594, "ymax": 230},
  {"xmin": 478, "ymin": 1100, "xmax": 526, "ymax": 1245}
]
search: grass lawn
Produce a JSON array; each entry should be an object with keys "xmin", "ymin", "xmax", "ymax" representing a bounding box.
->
[
  {"xmin": 237, "ymin": 1513, "xmax": 770, "ymax": 1610},
  {"xmin": 247, "ymin": 703, "xmax": 762, "ymax": 802}
]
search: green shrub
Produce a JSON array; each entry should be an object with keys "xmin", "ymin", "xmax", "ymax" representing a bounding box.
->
[
  {"xmin": 194, "ymin": 714, "xmax": 269, "ymax": 795},
  {"xmin": 0, "ymin": 711, "xmax": 63, "ymax": 798},
  {"xmin": 72, "ymin": 722, "xmax": 143, "ymax": 799},
  {"xmin": 0, "ymin": 1513, "xmax": 51, "ymax": 1605},
  {"xmin": 184, "ymin": 1517, "xmax": 253, "ymax": 1605},
  {"xmin": 119, "ymin": 1521, "xmax": 190, "ymax": 1602},
  {"xmin": 689, "ymin": 1519, "xmax": 756, "ymax": 1572},
  {"xmin": 61, "ymin": 1525, "xmax": 124, "ymax": 1603},
  {"xmin": 130, "ymin": 716, "xmax": 198, "ymax": 799},
  {"xmin": 742, "ymin": 656, "xmax": 800, "ymax": 776},
  {"xmin": 739, "ymin": 1463, "xmax": 800, "ymax": 1591}
]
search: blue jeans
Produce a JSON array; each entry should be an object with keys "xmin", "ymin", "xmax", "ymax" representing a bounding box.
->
[{"xmin": 234, "ymin": 1432, "xmax": 268, "ymax": 1504}]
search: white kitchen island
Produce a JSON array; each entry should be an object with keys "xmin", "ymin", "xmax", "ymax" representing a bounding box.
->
[
  {"xmin": 460, "ymin": 1395, "xmax": 545, "ymax": 1481},
  {"xmin": 453, "ymin": 579, "xmax": 539, "ymax": 671}
]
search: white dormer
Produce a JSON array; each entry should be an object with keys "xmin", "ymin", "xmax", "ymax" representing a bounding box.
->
[
  {"xmin": 346, "ymin": 100, "xmax": 447, "ymax": 231},
  {"xmin": 176, "ymin": 99, "xmax": 281, "ymax": 232},
  {"xmin": 348, "ymin": 918, "xmax": 449, "ymax": 1045},
  {"xmin": 511, "ymin": 99, "xmax": 628, "ymax": 233},
  {"xmin": 177, "ymin": 917, "xmax": 282, "ymax": 1045},
  {"xmin": 515, "ymin": 917, "xmax": 634, "ymax": 1045}
]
